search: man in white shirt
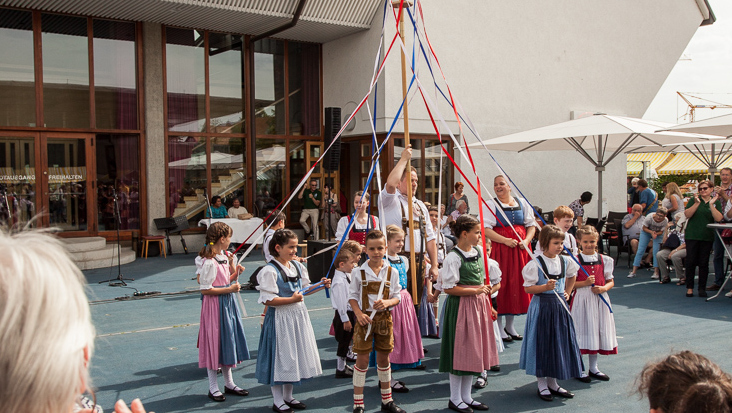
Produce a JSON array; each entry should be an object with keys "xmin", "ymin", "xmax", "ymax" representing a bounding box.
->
[
  {"xmin": 227, "ymin": 198, "xmax": 249, "ymax": 218},
  {"xmin": 380, "ymin": 145, "xmax": 439, "ymax": 302}
]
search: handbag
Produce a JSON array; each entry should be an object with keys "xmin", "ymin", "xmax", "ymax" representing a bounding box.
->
[{"xmin": 661, "ymin": 232, "xmax": 681, "ymax": 250}]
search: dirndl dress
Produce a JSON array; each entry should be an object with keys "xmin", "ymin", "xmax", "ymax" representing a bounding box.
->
[
  {"xmin": 198, "ymin": 257, "xmax": 250, "ymax": 369},
  {"xmin": 439, "ymin": 247, "xmax": 500, "ymax": 376},
  {"xmin": 488, "ymin": 198, "xmax": 532, "ymax": 315},
  {"xmin": 519, "ymin": 256, "xmax": 583, "ymax": 379},
  {"xmin": 255, "ymin": 261, "xmax": 323, "ymax": 385},
  {"xmin": 571, "ymin": 254, "xmax": 618, "ymax": 355}
]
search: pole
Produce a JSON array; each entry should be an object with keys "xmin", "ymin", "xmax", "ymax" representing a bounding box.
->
[
  {"xmin": 398, "ymin": 1, "xmax": 418, "ymax": 305},
  {"xmin": 596, "ymin": 166, "xmax": 604, "ymax": 221}
]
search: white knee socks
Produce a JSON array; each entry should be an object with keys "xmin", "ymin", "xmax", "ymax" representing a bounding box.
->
[
  {"xmin": 537, "ymin": 377, "xmax": 548, "ymax": 393},
  {"xmin": 449, "ymin": 374, "xmax": 463, "ymax": 406},
  {"xmin": 497, "ymin": 317, "xmax": 508, "ymax": 338},
  {"xmin": 589, "ymin": 354, "xmax": 600, "ymax": 374},
  {"xmin": 221, "ymin": 366, "xmax": 236, "ymax": 390},
  {"xmin": 460, "ymin": 375, "xmax": 474, "ymax": 405},
  {"xmin": 283, "ymin": 383, "xmax": 299, "ymax": 404},
  {"xmin": 207, "ymin": 369, "xmax": 221, "ymax": 395},
  {"xmin": 505, "ymin": 315, "xmax": 518, "ymax": 337},
  {"xmin": 271, "ymin": 385, "xmax": 285, "ymax": 408},
  {"xmin": 337, "ymin": 356, "xmax": 346, "ymax": 371}
]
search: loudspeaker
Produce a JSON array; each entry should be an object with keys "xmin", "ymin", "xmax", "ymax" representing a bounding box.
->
[
  {"xmin": 306, "ymin": 240, "xmax": 337, "ymax": 283},
  {"xmin": 324, "ymin": 107, "xmax": 342, "ymax": 172}
]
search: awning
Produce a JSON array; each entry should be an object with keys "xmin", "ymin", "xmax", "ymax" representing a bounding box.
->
[
  {"xmin": 656, "ymin": 153, "xmax": 732, "ymax": 175},
  {"xmin": 627, "ymin": 152, "xmax": 674, "ymax": 176}
]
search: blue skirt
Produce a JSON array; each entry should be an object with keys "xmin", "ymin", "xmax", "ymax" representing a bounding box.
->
[
  {"xmin": 255, "ymin": 307, "xmax": 277, "ymax": 385},
  {"xmin": 519, "ymin": 294, "xmax": 582, "ymax": 380},
  {"xmin": 418, "ymin": 285, "xmax": 438, "ymax": 337},
  {"xmin": 368, "ymin": 349, "xmax": 422, "ymax": 371},
  {"xmin": 218, "ymin": 293, "xmax": 250, "ymax": 366}
]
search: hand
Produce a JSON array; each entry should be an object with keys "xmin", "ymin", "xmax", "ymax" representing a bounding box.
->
[
  {"xmin": 591, "ymin": 286, "xmax": 605, "ymax": 295},
  {"xmin": 546, "ymin": 279, "xmax": 557, "ymax": 291},
  {"xmin": 564, "ymin": 291, "xmax": 570, "ymax": 301},
  {"xmin": 669, "ymin": 250, "xmax": 675, "ymax": 258},
  {"xmin": 356, "ymin": 312, "xmax": 372, "ymax": 326},
  {"xmin": 401, "ymin": 145, "xmax": 413, "ymax": 160},
  {"xmin": 343, "ymin": 321, "xmax": 352, "ymax": 332},
  {"xmin": 491, "ymin": 307, "xmax": 498, "ymax": 319},
  {"xmin": 651, "ymin": 232, "xmax": 657, "ymax": 240},
  {"xmin": 477, "ymin": 285, "xmax": 491, "ymax": 296},
  {"xmin": 321, "ymin": 277, "xmax": 332, "ymax": 288},
  {"xmin": 429, "ymin": 266, "xmax": 439, "ymax": 282},
  {"xmin": 235, "ymin": 265, "xmax": 245, "ymax": 276},
  {"xmin": 587, "ymin": 275, "xmax": 595, "ymax": 284},
  {"xmin": 633, "ymin": 210, "xmax": 641, "ymax": 219},
  {"xmin": 373, "ymin": 299, "xmax": 387, "ymax": 311},
  {"xmin": 229, "ymin": 282, "xmax": 241, "ymax": 293},
  {"xmin": 291, "ymin": 292, "xmax": 303, "ymax": 303},
  {"xmin": 309, "ymin": 194, "xmax": 313, "ymax": 199},
  {"xmin": 504, "ymin": 237, "xmax": 518, "ymax": 248},
  {"xmin": 711, "ymin": 193, "xmax": 720, "ymax": 205},
  {"xmin": 427, "ymin": 294, "xmax": 437, "ymax": 303},
  {"xmin": 295, "ymin": 256, "xmax": 306, "ymax": 263},
  {"xmin": 115, "ymin": 399, "xmax": 152, "ymax": 413}
]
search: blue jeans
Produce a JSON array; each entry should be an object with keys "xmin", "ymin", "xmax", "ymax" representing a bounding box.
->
[{"xmin": 633, "ymin": 230, "xmax": 662, "ymax": 268}]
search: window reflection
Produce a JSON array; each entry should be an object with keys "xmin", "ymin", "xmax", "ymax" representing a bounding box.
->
[
  {"xmin": 288, "ymin": 42, "xmax": 320, "ymax": 136},
  {"xmin": 168, "ymin": 136, "xmax": 206, "ymax": 226},
  {"xmin": 96, "ymin": 134, "xmax": 140, "ymax": 230},
  {"xmin": 93, "ymin": 20, "xmax": 137, "ymax": 130},
  {"xmin": 47, "ymin": 138, "xmax": 87, "ymax": 231},
  {"xmin": 166, "ymin": 28, "xmax": 205, "ymax": 132},
  {"xmin": 0, "ymin": 9, "xmax": 35, "ymax": 127},
  {"xmin": 0, "ymin": 137, "xmax": 36, "ymax": 227},
  {"xmin": 254, "ymin": 39, "xmax": 285, "ymax": 135},
  {"xmin": 255, "ymin": 139, "xmax": 285, "ymax": 217},
  {"xmin": 289, "ymin": 140, "xmax": 306, "ymax": 223},
  {"xmin": 209, "ymin": 33, "xmax": 244, "ymax": 134},
  {"xmin": 42, "ymin": 14, "xmax": 90, "ymax": 129},
  {"xmin": 210, "ymin": 136, "xmax": 246, "ymax": 209}
]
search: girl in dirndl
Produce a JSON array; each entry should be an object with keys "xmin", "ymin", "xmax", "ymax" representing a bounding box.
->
[
  {"xmin": 439, "ymin": 215, "xmax": 499, "ymax": 412},
  {"xmin": 336, "ymin": 191, "xmax": 379, "ymax": 264},
  {"xmin": 520, "ymin": 225, "xmax": 583, "ymax": 402},
  {"xmin": 571, "ymin": 225, "xmax": 617, "ymax": 383},
  {"xmin": 197, "ymin": 222, "xmax": 250, "ymax": 402},
  {"xmin": 256, "ymin": 229, "xmax": 331, "ymax": 413},
  {"xmin": 482, "ymin": 175, "xmax": 539, "ymax": 342}
]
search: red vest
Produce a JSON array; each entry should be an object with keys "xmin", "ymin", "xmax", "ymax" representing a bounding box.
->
[
  {"xmin": 578, "ymin": 254, "xmax": 607, "ymax": 286},
  {"xmin": 348, "ymin": 215, "xmax": 377, "ymax": 246}
]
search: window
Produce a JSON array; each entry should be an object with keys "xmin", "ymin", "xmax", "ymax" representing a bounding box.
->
[
  {"xmin": 96, "ymin": 134, "xmax": 140, "ymax": 230},
  {"xmin": 166, "ymin": 27, "xmax": 206, "ymax": 133},
  {"xmin": 209, "ymin": 33, "xmax": 245, "ymax": 133},
  {"xmin": 93, "ymin": 20, "xmax": 137, "ymax": 130},
  {"xmin": 254, "ymin": 39, "xmax": 285, "ymax": 136},
  {"xmin": 0, "ymin": 9, "xmax": 35, "ymax": 127}
]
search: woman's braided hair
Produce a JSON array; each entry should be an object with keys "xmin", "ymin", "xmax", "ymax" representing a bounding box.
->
[{"xmin": 199, "ymin": 221, "xmax": 233, "ymax": 258}]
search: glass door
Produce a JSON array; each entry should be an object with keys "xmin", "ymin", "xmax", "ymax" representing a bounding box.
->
[
  {"xmin": 40, "ymin": 133, "xmax": 95, "ymax": 234},
  {"xmin": 0, "ymin": 134, "xmax": 39, "ymax": 228}
]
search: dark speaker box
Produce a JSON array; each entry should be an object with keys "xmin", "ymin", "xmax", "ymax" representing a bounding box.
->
[
  {"xmin": 306, "ymin": 240, "xmax": 337, "ymax": 283},
  {"xmin": 324, "ymin": 107, "xmax": 342, "ymax": 172}
]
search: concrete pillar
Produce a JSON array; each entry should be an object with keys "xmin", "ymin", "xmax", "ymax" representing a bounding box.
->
[{"xmin": 142, "ymin": 22, "xmax": 166, "ymax": 235}]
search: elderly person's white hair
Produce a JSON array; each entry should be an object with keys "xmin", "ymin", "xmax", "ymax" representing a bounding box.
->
[
  {"xmin": 455, "ymin": 200, "xmax": 466, "ymax": 210},
  {"xmin": 0, "ymin": 229, "xmax": 95, "ymax": 413}
]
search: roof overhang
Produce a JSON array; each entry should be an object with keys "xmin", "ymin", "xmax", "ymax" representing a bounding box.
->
[
  {"xmin": 696, "ymin": 0, "xmax": 716, "ymax": 26},
  {"xmin": 0, "ymin": 0, "xmax": 383, "ymax": 43}
]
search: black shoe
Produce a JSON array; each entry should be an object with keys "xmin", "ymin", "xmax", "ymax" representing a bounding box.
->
[
  {"xmin": 549, "ymin": 387, "xmax": 574, "ymax": 398},
  {"xmin": 699, "ymin": 290, "xmax": 708, "ymax": 298},
  {"xmin": 391, "ymin": 381, "xmax": 409, "ymax": 393},
  {"xmin": 423, "ymin": 347, "xmax": 429, "ymax": 354},
  {"xmin": 504, "ymin": 328, "xmax": 523, "ymax": 341},
  {"xmin": 285, "ymin": 400, "xmax": 307, "ymax": 410},
  {"xmin": 381, "ymin": 401, "xmax": 406, "ymax": 413},
  {"xmin": 707, "ymin": 284, "xmax": 721, "ymax": 291},
  {"xmin": 272, "ymin": 404, "xmax": 293, "ymax": 413},
  {"xmin": 448, "ymin": 400, "xmax": 473, "ymax": 413},
  {"xmin": 353, "ymin": 408, "xmax": 364, "ymax": 413},
  {"xmin": 208, "ymin": 391, "xmax": 226, "ymax": 402},
  {"xmin": 589, "ymin": 371, "xmax": 610, "ymax": 381},
  {"xmin": 489, "ymin": 365, "xmax": 501, "ymax": 372},
  {"xmin": 576, "ymin": 375, "xmax": 592, "ymax": 383},
  {"xmin": 537, "ymin": 389, "xmax": 553, "ymax": 402},
  {"xmin": 224, "ymin": 386, "xmax": 249, "ymax": 396},
  {"xmin": 686, "ymin": 292, "xmax": 694, "ymax": 297},
  {"xmin": 347, "ymin": 355, "xmax": 357, "ymax": 363},
  {"xmin": 661, "ymin": 276, "xmax": 671, "ymax": 284},
  {"xmin": 413, "ymin": 364, "xmax": 426, "ymax": 370},
  {"xmin": 335, "ymin": 368, "xmax": 353, "ymax": 378},
  {"xmin": 501, "ymin": 335, "xmax": 513, "ymax": 343},
  {"xmin": 466, "ymin": 400, "xmax": 489, "ymax": 411}
]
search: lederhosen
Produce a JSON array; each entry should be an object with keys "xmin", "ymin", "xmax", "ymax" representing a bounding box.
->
[
  {"xmin": 352, "ymin": 267, "xmax": 395, "ymax": 354},
  {"xmin": 398, "ymin": 199, "xmax": 427, "ymax": 303}
]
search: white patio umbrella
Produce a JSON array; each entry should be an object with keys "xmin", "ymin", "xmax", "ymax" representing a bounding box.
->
[
  {"xmin": 661, "ymin": 113, "xmax": 732, "ymax": 137},
  {"xmin": 627, "ymin": 138, "xmax": 732, "ymax": 178},
  {"xmin": 468, "ymin": 114, "xmax": 725, "ymax": 219}
]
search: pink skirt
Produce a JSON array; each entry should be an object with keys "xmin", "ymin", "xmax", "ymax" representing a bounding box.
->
[
  {"xmin": 390, "ymin": 289, "xmax": 425, "ymax": 364},
  {"xmin": 198, "ymin": 294, "xmax": 221, "ymax": 369},
  {"xmin": 453, "ymin": 290, "xmax": 500, "ymax": 372}
]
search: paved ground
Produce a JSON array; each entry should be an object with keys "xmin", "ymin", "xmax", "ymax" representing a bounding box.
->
[{"xmin": 84, "ymin": 246, "xmax": 732, "ymax": 413}]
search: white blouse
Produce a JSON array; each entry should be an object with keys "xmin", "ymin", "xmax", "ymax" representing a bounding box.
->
[
  {"xmin": 199, "ymin": 252, "xmax": 229, "ymax": 290},
  {"xmin": 256, "ymin": 260, "xmax": 311, "ymax": 304},
  {"xmin": 482, "ymin": 197, "xmax": 539, "ymax": 230},
  {"xmin": 522, "ymin": 254, "xmax": 579, "ymax": 287},
  {"xmin": 439, "ymin": 246, "xmax": 479, "ymax": 290},
  {"xmin": 335, "ymin": 215, "xmax": 380, "ymax": 241},
  {"xmin": 578, "ymin": 252, "xmax": 615, "ymax": 281}
]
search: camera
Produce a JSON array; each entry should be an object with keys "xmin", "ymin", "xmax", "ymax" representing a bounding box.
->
[{"xmin": 328, "ymin": 199, "xmax": 335, "ymax": 204}]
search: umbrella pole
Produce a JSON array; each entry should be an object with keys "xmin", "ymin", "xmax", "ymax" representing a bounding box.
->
[
  {"xmin": 596, "ymin": 166, "xmax": 605, "ymax": 221},
  {"xmin": 397, "ymin": 1, "xmax": 418, "ymax": 305}
]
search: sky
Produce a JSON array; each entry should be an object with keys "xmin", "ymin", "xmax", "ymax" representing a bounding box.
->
[{"xmin": 643, "ymin": 0, "xmax": 732, "ymax": 124}]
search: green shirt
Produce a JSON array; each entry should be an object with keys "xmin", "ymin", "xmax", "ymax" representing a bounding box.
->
[
  {"xmin": 303, "ymin": 189, "xmax": 321, "ymax": 210},
  {"xmin": 685, "ymin": 197, "xmax": 722, "ymax": 242}
]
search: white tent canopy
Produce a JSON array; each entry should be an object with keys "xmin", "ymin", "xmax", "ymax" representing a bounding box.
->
[
  {"xmin": 469, "ymin": 114, "xmax": 725, "ymax": 219},
  {"xmin": 661, "ymin": 113, "xmax": 732, "ymax": 138}
]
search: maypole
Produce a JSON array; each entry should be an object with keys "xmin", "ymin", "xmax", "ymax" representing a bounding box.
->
[{"xmin": 395, "ymin": 0, "xmax": 418, "ymax": 305}]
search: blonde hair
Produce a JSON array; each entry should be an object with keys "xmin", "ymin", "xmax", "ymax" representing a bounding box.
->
[
  {"xmin": 0, "ymin": 229, "xmax": 95, "ymax": 413},
  {"xmin": 553, "ymin": 205, "xmax": 574, "ymax": 220},
  {"xmin": 385, "ymin": 224, "xmax": 405, "ymax": 241},
  {"xmin": 665, "ymin": 182, "xmax": 683, "ymax": 201},
  {"xmin": 342, "ymin": 240, "xmax": 363, "ymax": 255},
  {"xmin": 575, "ymin": 225, "xmax": 599, "ymax": 242}
]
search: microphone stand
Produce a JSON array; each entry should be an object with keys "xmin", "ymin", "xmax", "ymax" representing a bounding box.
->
[
  {"xmin": 2, "ymin": 188, "xmax": 11, "ymax": 222},
  {"xmin": 204, "ymin": 189, "xmax": 213, "ymax": 225},
  {"xmin": 101, "ymin": 186, "xmax": 134, "ymax": 286}
]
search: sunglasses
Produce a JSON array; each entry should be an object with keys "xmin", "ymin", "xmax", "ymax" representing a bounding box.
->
[{"xmin": 699, "ymin": 187, "xmax": 710, "ymax": 191}]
